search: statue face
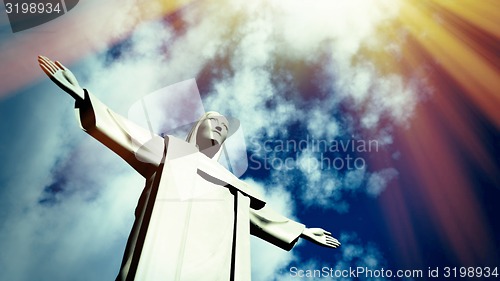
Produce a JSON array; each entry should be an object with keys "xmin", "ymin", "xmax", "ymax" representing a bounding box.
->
[{"xmin": 196, "ymin": 115, "xmax": 229, "ymax": 146}]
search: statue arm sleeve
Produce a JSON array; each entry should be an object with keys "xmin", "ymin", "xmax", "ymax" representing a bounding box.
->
[
  {"xmin": 249, "ymin": 206, "xmax": 305, "ymax": 251},
  {"xmin": 74, "ymin": 89, "xmax": 164, "ymax": 177}
]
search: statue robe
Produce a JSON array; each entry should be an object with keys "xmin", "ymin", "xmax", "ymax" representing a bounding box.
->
[{"xmin": 75, "ymin": 90, "xmax": 305, "ymax": 281}]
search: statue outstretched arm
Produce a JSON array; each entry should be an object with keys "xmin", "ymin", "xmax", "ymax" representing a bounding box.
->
[
  {"xmin": 249, "ymin": 206, "xmax": 340, "ymax": 250},
  {"xmin": 38, "ymin": 56, "xmax": 164, "ymax": 178},
  {"xmin": 249, "ymin": 205, "xmax": 304, "ymax": 251}
]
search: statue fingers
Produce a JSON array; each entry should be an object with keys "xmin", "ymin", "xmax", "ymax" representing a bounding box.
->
[
  {"xmin": 39, "ymin": 56, "xmax": 58, "ymax": 73},
  {"xmin": 325, "ymin": 236, "xmax": 336, "ymax": 243},
  {"xmin": 325, "ymin": 241, "xmax": 339, "ymax": 248},
  {"xmin": 327, "ymin": 242, "xmax": 338, "ymax": 247},
  {"xmin": 326, "ymin": 235, "xmax": 338, "ymax": 242},
  {"xmin": 37, "ymin": 56, "xmax": 50, "ymax": 71},
  {"xmin": 328, "ymin": 239, "xmax": 341, "ymax": 247},
  {"xmin": 39, "ymin": 64, "xmax": 53, "ymax": 76},
  {"xmin": 38, "ymin": 59, "xmax": 56, "ymax": 75},
  {"xmin": 326, "ymin": 236, "xmax": 340, "ymax": 246},
  {"xmin": 37, "ymin": 55, "xmax": 51, "ymax": 66},
  {"xmin": 48, "ymin": 59, "xmax": 61, "ymax": 73},
  {"xmin": 42, "ymin": 56, "xmax": 59, "ymax": 73},
  {"xmin": 55, "ymin": 61, "xmax": 66, "ymax": 70}
]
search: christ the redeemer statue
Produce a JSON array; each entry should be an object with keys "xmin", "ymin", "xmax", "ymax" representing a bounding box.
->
[{"xmin": 38, "ymin": 56, "xmax": 340, "ymax": 281}]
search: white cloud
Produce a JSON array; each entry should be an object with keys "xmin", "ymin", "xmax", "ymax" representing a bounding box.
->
[
  {"xmin": 307, "ymin": 108, "xmax": 342, "ymax": 141},
  {"xmin": 333, "ymin": 233, "xmax": 389, "ymax": 281},
  {"xmin": 366, "ymin": 168, "xmax": 398, "ymax": 197}
]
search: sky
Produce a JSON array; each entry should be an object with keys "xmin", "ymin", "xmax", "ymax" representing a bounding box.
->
[{"xmin": 0, "ymin": 0, "xmax": 499, "ymax": 280}]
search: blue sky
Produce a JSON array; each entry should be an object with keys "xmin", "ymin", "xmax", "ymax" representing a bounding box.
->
[{"xmin": 0, "ymin": 0, "xmax": 499, "ymax": 280}]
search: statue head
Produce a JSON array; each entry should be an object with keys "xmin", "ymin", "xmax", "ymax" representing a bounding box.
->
[{"xmin": 186, "ymin": 111, "xmax": 230, "ymax": 159}]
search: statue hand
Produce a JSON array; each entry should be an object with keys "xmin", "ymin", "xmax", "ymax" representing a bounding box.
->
[
  {"xmin": 38, "ymin": 55, "xmax": 85, "ymax": 101},
  {"xmin": 301, "ymin": 228, "xmax": 341, "ymax": 249}
]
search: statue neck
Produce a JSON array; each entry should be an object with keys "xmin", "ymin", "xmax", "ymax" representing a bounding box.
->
[{"xmin": 197, "ymin": 142, "xmax": 221, "ymax": 159}]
